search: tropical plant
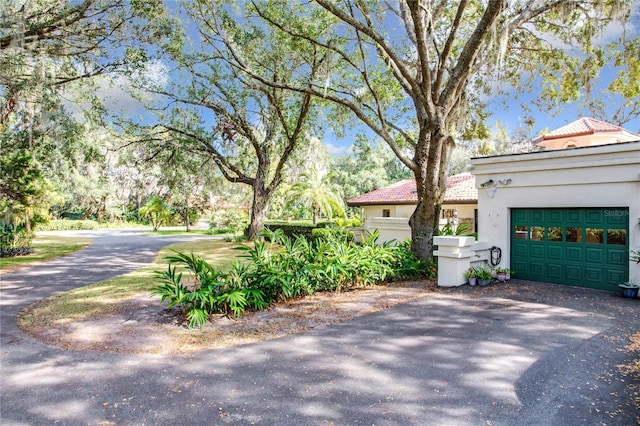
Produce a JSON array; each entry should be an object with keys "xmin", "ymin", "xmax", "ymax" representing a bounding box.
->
[
  {"xmin": 151, "ymin": 251, "xmax": 268, "ymax": 328},
  {"xmin": 139, "ymin": 196, "xmax": 171, "ymax": 231},
  {"xmin": 288, "ymin": 168, "xmax": 345, "ymax": 225},
  {"xmin": 439, "ymin": 222, "xmax": 474, "ymax": 237},
  {"xmin": 152, "ymin": 228, "xmax": 428, "ymax": 326},
  {"xmin": 0, "ymin": 223, "xmax": 34, "ymax": 258},
  {"xmin": 473, "ymin": 266, "xmax": 493, "ymax": 281}
]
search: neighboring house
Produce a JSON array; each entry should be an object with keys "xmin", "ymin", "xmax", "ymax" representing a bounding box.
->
[
  {"xmin": 533, "ymin": 117, "xmax": 640, "ymax": 150},
  {"xmin": 470, "ymin": 140, "xmax": 640, "ymax": 293},
  {"xmin": 347, "ymin": 173, "xmax": 477, "ymax": 243}
]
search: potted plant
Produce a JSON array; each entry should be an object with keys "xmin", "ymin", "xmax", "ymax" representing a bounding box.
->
[
  {"xmin": 464, "ymin": 268, "xmax": 477, "ymax": 286},
  {"xmin": 619, "ymin": 280, "xmax": 639, "ymax": 299},
  {"xmin": 495, "ymin": 267, "xmax": 511, "ymax": 282},
  {"xmin": 475, "ymin": 266, "xmax": 493, "ymax": 286}
]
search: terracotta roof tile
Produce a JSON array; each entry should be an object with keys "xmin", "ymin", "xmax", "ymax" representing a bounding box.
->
[
  {"xmin": 347, "ymin": 173, "xmax": 477, "ymax": 206},
  {"xmin": 532, "ymin": 117, "xmax": 637, "ymax": 143}
]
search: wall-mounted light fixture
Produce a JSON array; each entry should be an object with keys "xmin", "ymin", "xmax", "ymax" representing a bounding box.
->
[{"xmin": 481, "ymin": 178, "xmax": 511, "ymax": 199}]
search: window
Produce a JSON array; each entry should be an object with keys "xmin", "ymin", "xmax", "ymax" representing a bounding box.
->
[
  {"xmin": 607, "ymin": 229, "xmax": 627, "ymax": 245},
  {"xmin": 442, "ymin": 209, "xmax": 456, "ymax": 219},
  {"xmin": 530, "ymin": 226, "xmax": 544, "ymax": 241},
  {"xmin": 548, "ymin": 227, "xmax": 562, "ymax": 242},
  {"xmin": 514, "ymin": 226, "xmax": 528, "ymax": 240},
  {"xmin": 586, "ymin": 228, "xmax": 604, "ymax": 244},
  {"xmin": 382, "ymin": 209, "xmax": 391, "ymax": 218},
  {"xmin": 566, "ymin": 227, "xmax": 583, "ymax": 243}
]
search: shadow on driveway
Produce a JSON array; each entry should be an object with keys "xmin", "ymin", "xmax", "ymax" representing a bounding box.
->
[{"xmin": 1, "ymin": 233, "xmax": 638, "ymax": 425}]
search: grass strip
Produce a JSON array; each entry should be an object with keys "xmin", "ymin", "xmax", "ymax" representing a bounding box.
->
[
  {"xmin": 18, "ymin": 240, "xmax": 244, "ymax": 329},
  {"xmin": 0, "ymin": 235, "xmax": 93, "ymax": 271}
]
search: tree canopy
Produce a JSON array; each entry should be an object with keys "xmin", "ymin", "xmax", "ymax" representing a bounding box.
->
[
  {"xmin": 0, "ymin": 0, "xmax": 175, "ymax": 229},
  {"xmin": 132, "ymin": 0, "xmax": 333, "ymax": 238},
  {"xmin": 244, "ymin": 0, "xmax": 637, "ymax": 260}
]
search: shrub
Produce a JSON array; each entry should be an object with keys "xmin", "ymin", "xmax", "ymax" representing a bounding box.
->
[
  {"xmin": 209, "ymin": 209, "xmax": 249, "ymax": 237},
  {"xmin": 0, "ymin": 223, "xmax": 35, "ymax": 258},
  {"xmin": 152, "ymin": 230, "xmax": 428, "ymax": 326},
  {"xmin": 264, "ymin": 220, "xmax": 336, "ymax": 240},
  {"xmin": 311, "ymin": 227, "xmax": 354, "ymax": 242},
  {"xmin": 151, "ymin": 251, "xmax": 267, "ymax": 328},
  {"xmin": 38, "ymin": 219, "xmax": 100, "ymax": 231}
]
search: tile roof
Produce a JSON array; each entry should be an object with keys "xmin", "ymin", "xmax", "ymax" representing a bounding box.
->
[
  {"xmin": 532, "ymin": 117, "xmax": 637, "ymax": 143},
  {"xmin": 347, "ymin": 173, "xmax": 477, "ymax": 206}
]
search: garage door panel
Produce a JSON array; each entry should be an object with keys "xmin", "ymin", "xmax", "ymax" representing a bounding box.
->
[
  {"xmin": 606, "ymin": 209, "xmax": 628, "ymax": 226},
  {"xmin": 608, "ymin": 248, "xmax": 628, "ymax": 266},
  {"xmin": 608, "ymin": 270, "xmax": 626, "ymax": 287},
  {"xmin": 529, "ymin": 262, "xmax": 545, "ymax": 277},
  {"xmin": 584, "ymin": 267, "xmax": 603, "ymax": 283},
  {"xmin": 565, "ymin": 265, "xmax": 582, "ymax": 282},
  {"xmin": 511, "ymin": 208, "xmax": 628, "ymax": 291},
  {"xmin": 512, "ymin": 210, "xmax": 528, "ymax": 223},
  {"xmin": 566, "ymin": 246, "xmax": 583, "ymax": 262},
  {"xmin": 512, "ymin": 260, "xmax": 529, "ymax": 276},
  {"xmin": 566, "ymin": 210, "xmax": 582, "ymax": 223},
  {"xmin": 547, "ymin": 245, "xmax": 563, "ymax": 261},
  {"xmin": 547, "ymin": 209, "xmax": 563, "ymax": 224},
  {"xmin": 585, "ymin": 210, "xmax": 603, "ymax": 224},
  {"xmin": 585, "ymin": 248, "xmax": 605, "ymax": 264},
  {"xmin": 512, "ymin": 243, "xmax": 528, "ymax": 258},
  {"xmin": 530, "ymin": 244, "xmax": 545, "ymax": 258},
  {"xmin": 531, "ymin": 210, "xmax": 545, "ymax": 222},
  {"xmin": 547, "ymin": 264, "xmax": 563, "ymax": 281}
]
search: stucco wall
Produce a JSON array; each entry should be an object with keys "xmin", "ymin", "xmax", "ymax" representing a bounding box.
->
[
  {"xmin": 537, "ymin": 131, "xmax": 640, "ymax": 150},
  {"xmin": 471, "ymin": 141, "xmax": 640, "ymax": 285},
  {"xmin": 361, "ymin": 203, "xmax": 477, "ymax": 244},
  {"xmin": 364, "ymin": 217, "xmax": 411, "ymax": 244},
  {"xmin": 361, "ymin": 205, "xmax": 415, "ymax": 219}
]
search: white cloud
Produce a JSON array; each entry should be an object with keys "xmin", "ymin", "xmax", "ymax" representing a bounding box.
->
[{"xmin": 324, "ymin": 142, "xmax": 351, "ymax": 155}]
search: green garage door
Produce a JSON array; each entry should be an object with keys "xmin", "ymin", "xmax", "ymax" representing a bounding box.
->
[{"xmin": 511, "ymin": 208, "xmax": 629, "ymax": 291}]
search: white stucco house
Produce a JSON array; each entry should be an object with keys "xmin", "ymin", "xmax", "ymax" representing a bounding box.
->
[
  {"xmin": 442, "ymin": 140, "xmax": 640, "ymax": 293},
  {"xmin": 347, "ymin": 173, "xmax": 477, "ymax": 243}
]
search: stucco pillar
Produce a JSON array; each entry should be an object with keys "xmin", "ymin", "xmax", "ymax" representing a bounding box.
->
[
  {"xmin": 434, "ymin": 236, "xmax": 492, "ymax": 286},
  {"xmin": 433, "ymin": 236, "xmax": 475, "ymax": 287}
]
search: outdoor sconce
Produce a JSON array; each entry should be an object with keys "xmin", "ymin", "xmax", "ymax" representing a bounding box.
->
[
  {"xmin": 481, "ymin": 179, "xmax": 498, "ymax": 198},
  {"xmin": 481, "ymin": 178, "xmax": 511, "ymax": 199}
]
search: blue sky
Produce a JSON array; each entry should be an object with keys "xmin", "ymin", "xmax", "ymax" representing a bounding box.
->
[{"xmin": 114, "ymin": 1, "xmax": 639, "ymax": 156}]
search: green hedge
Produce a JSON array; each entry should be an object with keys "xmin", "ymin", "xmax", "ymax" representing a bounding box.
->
[
  {"xmin": 264, "ymin": 221, "xmax": 337, "ymax": 240},
  {"xmin": 311, "ymin": 227, "xmax": 354, "ymax": 242},
  {"xmin": 38, "ymin": 220, "xmax": 100, "ymax": 231}
]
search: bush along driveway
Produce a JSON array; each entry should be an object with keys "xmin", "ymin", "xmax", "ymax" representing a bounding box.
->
[{"xmin": 1, "ymin": 229, "xmax": 639, "ymax": 425}]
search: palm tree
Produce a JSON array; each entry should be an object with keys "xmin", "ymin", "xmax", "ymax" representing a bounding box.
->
[
  {"xmin": 139, "ymin": 195, "xmax": 171, "ymax": 231},
  {"xmin": 288, "ymin": 168, "xmax": 345, "ymax": 225}
]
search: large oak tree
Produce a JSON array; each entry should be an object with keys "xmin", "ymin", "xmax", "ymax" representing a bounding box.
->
[
  {"xmin": 136, "ymin": 0, "xmax": 331, "ymax": 238},
  {"xmin": 244, "ymin": 0, "xmax": 636, "ymax": 261}
]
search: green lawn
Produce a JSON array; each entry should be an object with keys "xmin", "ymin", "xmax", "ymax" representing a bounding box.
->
[
  {"xmin": 0, "ymin": 234, "xmax": 93, "ymax": 271},
  {"xmin": 143, "ymin": 229, "xmax": 215, "ymax": 237},
  {"xmin": 17, "ymin": 239, "xmax": 245, "ymax": 327}
]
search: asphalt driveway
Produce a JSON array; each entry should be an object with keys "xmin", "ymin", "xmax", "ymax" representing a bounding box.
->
[{"xmin": 1, "ymin": 230, "xmax": 638, "ymax": 425}]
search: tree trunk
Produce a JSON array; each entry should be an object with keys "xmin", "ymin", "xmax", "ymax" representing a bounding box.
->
[
  {"xmin": 247, "ymin": 187, "xmax": 268, "ymax": 240},
  {"xmin": 184, "ymin": 211, "xmax": 191, "ymax": 232},
  {"xmin": 312, "ymin": 203, "xmax": 319, "ymax": 225},
  {"xmin": 409, "ymin": 130, "xmax": 454, "ymax": 263}
]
